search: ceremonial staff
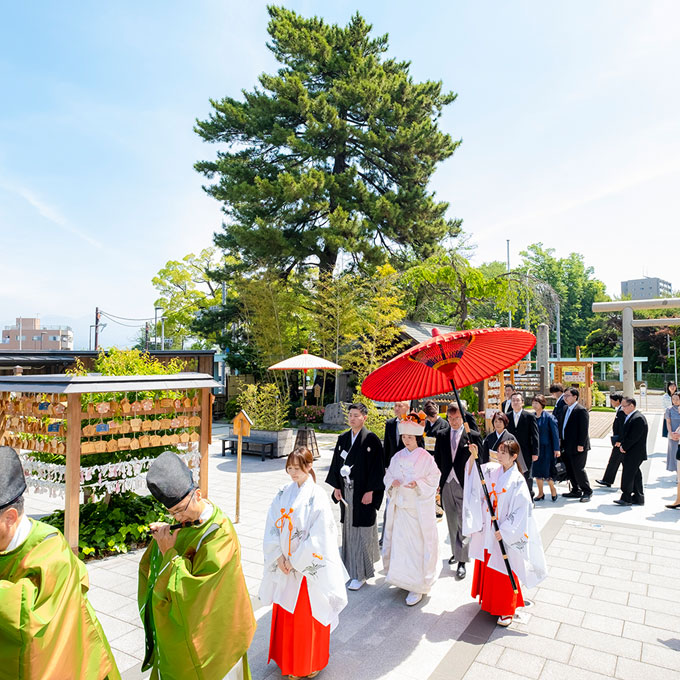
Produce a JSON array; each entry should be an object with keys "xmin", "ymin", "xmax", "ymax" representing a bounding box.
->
[{"xmin": 440, "ymin": 351, "xmax": 519, "ymax": 594}]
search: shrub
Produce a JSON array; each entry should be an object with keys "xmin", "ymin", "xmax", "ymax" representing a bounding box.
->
[
  {"xmin": 296, "ymin": 405, "xmax": 325, "ymax": 423},
  {"xmin": 41, "ymin": 491, "xmax": 168, "ymax": 560},
  {"xmin": 224, "ymin": 398, "xmax": 240, "ymax": 420},
  {"xmin": 237, "ymin": 383, "xmax": 290, "ymax": 431}
]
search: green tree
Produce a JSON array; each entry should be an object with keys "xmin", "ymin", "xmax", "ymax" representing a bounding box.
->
[
  {"xmin": 307, "ymin": 272, "xmax": 363, "ymax": 402},
  {"xmin": 152, "ymin": 249, "xmax": 223, "ymax": 349},
  {"xmin": 195, "ymin": 6, "xmax": 460, "ymax": 275},
  {"xmin": 400, "ymin": 251, "xmax": 519, "ymax": 327},
  {"xmin": 345, "ymin": 264, "xmax": 407, "ymax": 382},
  {"xmin": 518, "ymin": 244, "xmax": 608, "ymax": 354}
]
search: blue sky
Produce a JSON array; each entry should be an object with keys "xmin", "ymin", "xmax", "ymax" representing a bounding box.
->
[{"xmin": 1, "ymin": 1, "xmax": 677, "ymax": 348}]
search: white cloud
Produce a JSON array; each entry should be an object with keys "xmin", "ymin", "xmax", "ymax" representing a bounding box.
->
[{"xmin": 0, "ymin": 179, "xmax": 103, "ymax": 248}]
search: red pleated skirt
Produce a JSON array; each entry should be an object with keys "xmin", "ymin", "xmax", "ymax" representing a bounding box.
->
[
  {"xmin": 268, "ymin": 576, "xmax": 330, "ymax": 676},
  {"xmin": 471, "ymin": 550, "xmax": 525, "ymax": 617}
]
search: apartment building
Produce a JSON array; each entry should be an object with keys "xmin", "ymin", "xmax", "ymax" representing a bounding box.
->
[{"xmin": 1, "ymin": 317, "xmax": 74, "ymax": 350}]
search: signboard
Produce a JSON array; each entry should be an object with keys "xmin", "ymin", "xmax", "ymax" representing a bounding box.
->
[{"xmin": 562, "ymin": 367, "xmax": 586, "ymax": 384}]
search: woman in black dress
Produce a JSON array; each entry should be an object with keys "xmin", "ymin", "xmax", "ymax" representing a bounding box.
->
[
  {"xmin": 531, "ymin": 395, "xmax": 560, "ymax": 502},
  {"xmin": 481, "ymin": 412, "xmax": 517, "ymax": 463}
]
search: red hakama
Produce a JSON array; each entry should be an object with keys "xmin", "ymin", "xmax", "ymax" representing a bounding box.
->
[
  {"xmin": 471, "ymin": 550, "xmax": 524, "ymax": 616},
  {"xmin": 268, "ymin": 576, "xmax": 330, "ymax": 676}
]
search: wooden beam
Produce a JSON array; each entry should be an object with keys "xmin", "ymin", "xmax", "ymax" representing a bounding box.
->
[
  {"xmin": 64, "ymin": 393, "xmax": 82, "ymax": 553},
  {"xmin": 198, "ymin": 388, "xmax": 210, "ymax": 497}
]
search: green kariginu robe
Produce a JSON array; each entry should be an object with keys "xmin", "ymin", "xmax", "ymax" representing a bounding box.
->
[
  {"xmin": 138, "ymin": 502, "xmax": 256, "ymax": 680},
  {"xmin": 0, "ymin": 518, "xmax": 120, "ymax": 680}
]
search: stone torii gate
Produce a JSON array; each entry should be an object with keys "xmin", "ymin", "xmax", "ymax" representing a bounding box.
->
[{"xmin": 592, "ymin": 297, "xmax": 680, "ymax": 396}]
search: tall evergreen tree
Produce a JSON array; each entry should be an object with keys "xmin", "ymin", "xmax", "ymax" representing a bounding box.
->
[{"xmin": 195, "ymin": 6, "xmax": 460, "ymax": 275}]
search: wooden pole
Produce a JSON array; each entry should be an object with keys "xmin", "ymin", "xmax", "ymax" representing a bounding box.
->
[
  {"xmin": 65, "ymin": 393, "xmax": 81, "ymax": 553},
  {"xmin": 198, "ymin": 387, "xmax": 210, "ymax": 497},
  {"xmin": 235, "ymin": 431, "xmax": 242, "ymax": 523}
]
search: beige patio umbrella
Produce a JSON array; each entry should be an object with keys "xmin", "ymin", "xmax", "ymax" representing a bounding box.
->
[{"xmin": 268, "ymin": 350, "xmax": 342, "ymax": 406}]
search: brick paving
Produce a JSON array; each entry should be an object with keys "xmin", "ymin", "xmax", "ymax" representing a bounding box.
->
[{"xmin": 21, "ymin": 412, "xmax": 680, "ymax": 679}]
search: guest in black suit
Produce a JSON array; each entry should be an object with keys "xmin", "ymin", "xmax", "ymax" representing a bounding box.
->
[
  {"xmin": 423, "ymin": 400, "xmax": 448, "ymax": 455},
  {"xmin": 434, "ymin": 403, "xmax": 482, "ymax": 580},
  {"xmin": 550, "ymin": 383, "xmax": 566, "ymax": 426},
  {"xmin": 326, "ymin": 403, "xmax": 385, "ymax": 590},
  {"xmin": 423, "ymin": 400, "xmax": 448, "ymax": 518},
  {"xmin": 559, "ymin": 387, "xmax": 592, "ymax": 501},
  {"xmin": 481, "ymin": 412, "xmax": 517, "ymax": 462},
  {"xmin": 500, "ymin": 384, "xmax": 515, "ymax": 415},
  {"xmin": 383, "ymin": 400, "xmax": 411, "ymax": 468},
  {"xmin": 596, "ymin": 394, "xmax": 625, "ymax": 488},
  {"xmin": 506, "ymin": 392, "xmax": 539, "ymax": 496},
  {"xmin": 614, "ymin": 397, "xmax": 647, "ymax": 506}
]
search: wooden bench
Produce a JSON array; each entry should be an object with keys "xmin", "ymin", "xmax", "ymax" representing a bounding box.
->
[{"xmin": 217, "ymin": 435, "xmax": 275, "ymax": 461}]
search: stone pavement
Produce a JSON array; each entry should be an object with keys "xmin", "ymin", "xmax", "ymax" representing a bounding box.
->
[{"xmin": 22, "ymin": 412, "xmax": 680, "ymax": 679}]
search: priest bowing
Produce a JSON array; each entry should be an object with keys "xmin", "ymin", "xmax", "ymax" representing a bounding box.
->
[{"xmin": 138, "ymin": 451, "xmax": 256, "ymax": 680}]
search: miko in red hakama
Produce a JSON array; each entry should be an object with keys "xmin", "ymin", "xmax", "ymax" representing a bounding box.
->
[
  {"xmin": 268, "ymin": 577, "xmax": 330, "ymax": 677},
  {"xmin": 471, "ymin": 549, "xmax": 524, "ymax": 616}
]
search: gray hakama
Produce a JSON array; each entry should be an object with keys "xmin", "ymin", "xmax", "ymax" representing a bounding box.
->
[{"xmin": 342, "ymin": 478, "xmax": 379, "ymax": 581}]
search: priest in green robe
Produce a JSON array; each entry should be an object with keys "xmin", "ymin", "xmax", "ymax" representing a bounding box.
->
[
  {"xmin": 139, "ymin": 451, "xmax": 256, "ymax": 680},
  {"xmin": 0, "ymin": 446, "xmax": 120, "ymax": 680}
]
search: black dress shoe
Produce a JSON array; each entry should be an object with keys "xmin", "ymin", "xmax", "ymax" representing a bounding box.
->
[
  {"xmin": 456, "ymin": 562, "xmax": 466, "ymax": 579},
  {"xmin": 613, "ymin": 499, "xmax": 632, "ymax": 506},
  {"xmin": 665, "ymin": 502, "xmax": 680, "ymax": 509},
  {"xmin": 632, "ymin": 499, "xmax": 645, "ymax": 506},
  {"xmin": 579, "ymin": 494, "xmax": 592, "ymax": 503},
  {"xmin": 551, "ymin": 494, "xmax": 557, "ymax": 502},
  {"xmin": 595, "ymin": 479, "xmax": 612, "ymax": 487},
  {"xmin": 534, "ymin": 495, "xmax": 545, "ymax": 501},
  {"xmin": 562, "ymin": 490, "xmax": 582, "ymax": 498},
  {"xmin": 448, "ymin": 555, "xmax": 456, "ymax": 565}
]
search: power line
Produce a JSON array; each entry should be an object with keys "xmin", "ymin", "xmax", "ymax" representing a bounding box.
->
[
  {"xmin": 99, "ymin": 312, "xmax": 148, "ymax": 329},
  {"xmin": 100, "ymin": 310, "xmax": 155, "ymax": 322}
]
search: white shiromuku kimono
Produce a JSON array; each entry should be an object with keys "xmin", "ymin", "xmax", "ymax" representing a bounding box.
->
[
  {"xmin": 382, "ymin": 446, "xmax": 440, "ymax": 594},
  {"xmin": 462, "ymin": 461, "xmax": 548, "ymax": 589},
  {"xmin": 259, "ymin": 477, "xmax": 349, "ymax": 630}
]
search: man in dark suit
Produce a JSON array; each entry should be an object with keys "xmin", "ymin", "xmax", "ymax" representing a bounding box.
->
[
  {"xmin": 506, "ymin": 392, "xmax": 539, "ymax": 496},
  {"xmin": 614, "ymin": 397, "xmax": 648, "ymax": 506},
  {"xmin": 434, "ymin": 403, "xmax": 482, "ymax": 580},
  {"xmin": 500, "ymin": 384, "xmax": 515, "ymax": 415},
  {"xmin": 550, "ymin": 383, "xmax": 566, "ymax": 426},
  {"xmin": 597, "ymin": 394, "xmax": 625, "ymax": 487},
  {"xmin": 424, "ymin": 400, "xmax": 449, "ymax": 519},
  {"xmin": 559, "ymin": 387, "xmax": 592, "ymax": 501},
  {"xmin": 383, "ymin": 400, "xmax": 410, "ymax": 468}
]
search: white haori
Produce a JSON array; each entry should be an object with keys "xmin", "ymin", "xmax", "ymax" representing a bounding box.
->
[
  {"xmin": 462, "ymin": 461, "xmax": 547, "ymax": 589},
  {"xmin": 259, "ymin": 477, "xmax": 349, "ymax": 630},
  {"xmin": 382, "ymin": 446, "xmax": 440, "ymax": 594}
]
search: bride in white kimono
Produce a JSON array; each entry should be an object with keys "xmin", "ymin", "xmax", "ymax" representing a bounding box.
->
[
  {"xmin": 462, "ymin": 439, "xmax": 548, "ymax": 626},
  {"xmin": 382, "ymin": 414, "xmax": 440, "ymax": 606},
  {"xmin": 260, "ymin": 446, "xmax": 349, "ymax": 679}
]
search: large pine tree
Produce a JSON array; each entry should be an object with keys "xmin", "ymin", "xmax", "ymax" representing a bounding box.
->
[{"xmin": 195, "ymin": 6, "xmax": 461, "ymax": 275}]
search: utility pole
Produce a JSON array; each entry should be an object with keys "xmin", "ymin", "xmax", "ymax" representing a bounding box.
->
[
  {"xmin": 160, "ymin": 317, "xmax": 166, "ymax": 351},
  {"xmin": 94, "ymin": 307, "xmax": 101, "ymax": 351},
  {"xmin": 525, "ymin": 269, "xmax": 531, "ymax": 360},
  {"xmin": 506, "ymin": 240, "xmax": 512, "ymax": 327},
  {"xmin": 556, "ymin": 299, "xmax": 561, "ymax": 360},
  {"xmin": 145, "ymin": 322, "xmax": 149, "ymax": 350}
]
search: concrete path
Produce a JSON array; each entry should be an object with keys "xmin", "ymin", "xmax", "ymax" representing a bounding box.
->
[{"xmin": 22, "ymin": 412, "xmax": 679, "ymax": 679}]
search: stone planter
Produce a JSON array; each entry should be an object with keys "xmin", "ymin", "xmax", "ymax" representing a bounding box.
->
[{"xmin": 225, "ymin": 425, "xmax": 295, "ymax": 458}]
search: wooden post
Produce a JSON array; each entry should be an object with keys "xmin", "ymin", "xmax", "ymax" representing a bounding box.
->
[
  {"xmin": 64, "ymin": 393, "xmax": 81, "ymax": 553},
  {"xmin": 198, "ymin": 387, "xmax": 211, "ymax": 497},
  {"xmin": 232, "ymin": 411, "xmax": 252, "ymax": 524}
]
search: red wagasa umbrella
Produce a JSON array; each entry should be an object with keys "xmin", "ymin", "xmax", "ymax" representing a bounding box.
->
[
  {"xmin": 361, "ymin": 327, "xmax": 536, "ymax": 401},
  {"xmin": 362, "ymin": 326, "xmax": 536, "ymax": 594}
]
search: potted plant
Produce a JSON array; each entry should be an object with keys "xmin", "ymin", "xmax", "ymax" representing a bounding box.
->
[{"xmin": 233, "ymin": 383, "xmax": 294, "ymax": 457}]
